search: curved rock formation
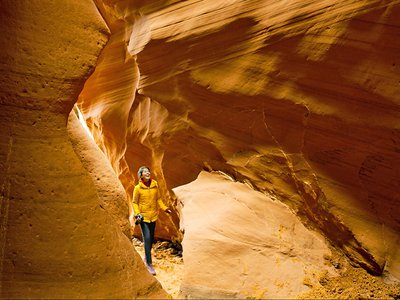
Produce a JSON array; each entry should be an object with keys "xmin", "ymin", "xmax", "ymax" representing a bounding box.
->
[
  {"xmin": 78, "ymin": 0, "xmax": 400, "ymax": 285},
  {"xmin": 3, "ymin": 0, "xmax": 399, "ymax": 298},
  {"xmin": 0, "ymin": 0, "xmax": 167, "ymax": 298},
  {"xmin": 175, "ymin": 171, "xmax": 336, "ymax": 298}
]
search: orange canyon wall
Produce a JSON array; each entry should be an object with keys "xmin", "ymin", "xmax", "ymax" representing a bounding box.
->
[
  {"xmin": 0, "ymin": 0, "xmax": 167, "ymax": 298},
  {"xmin": 78, "ymin": 0, "xmax": 400, "ymax": 278},
  {"xmin": 1, "ymin": 0, "xmax": 399, "ymax": 298}
]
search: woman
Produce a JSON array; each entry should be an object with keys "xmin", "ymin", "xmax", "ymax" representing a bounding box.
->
[{"xmin": 131, "ymin": 166, "xmax": 171, "ymax": 275}]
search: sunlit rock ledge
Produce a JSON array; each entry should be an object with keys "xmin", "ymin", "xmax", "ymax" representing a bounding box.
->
[{"xmin": 175, "ymin": 171, "xmax": 336, "ymax": 298}]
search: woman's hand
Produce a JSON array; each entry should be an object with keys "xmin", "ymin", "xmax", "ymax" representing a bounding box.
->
[{"xmin": 135, "ymin": 214, "xmax": 144, "ymax": 225}]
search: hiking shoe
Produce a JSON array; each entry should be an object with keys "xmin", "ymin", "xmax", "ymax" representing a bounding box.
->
[{"xmin": 147, "ymin": 263, "xmax": 156, "ymax": 276}]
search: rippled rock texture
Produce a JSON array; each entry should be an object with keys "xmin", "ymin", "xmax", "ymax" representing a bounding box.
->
[
  {"xmin": 1, "ymin": 0, "xmax": 399, "ymax": 298},
  {"xmin": 77, "ymin": 0, "xmax": 400, "ymax": 297},
  {"xmin": 0, "ymin": 0, "xmax": 167, "ymax": 298}
]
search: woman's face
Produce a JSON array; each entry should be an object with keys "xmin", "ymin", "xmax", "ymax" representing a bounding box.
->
[{"xmin": 141, "ymin": 168, "xmax": 151, "ymax": 182}]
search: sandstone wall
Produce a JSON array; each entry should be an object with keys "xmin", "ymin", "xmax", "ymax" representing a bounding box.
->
[
  {"xmin": 0, "ymin": 0, "xmax": 167, "ymax": 298},
  {"xmin": 79, "ymin": 0, "xmax": 400, "ymax": 274},
  {"xmin": 74, "ymin": 0, "xmax": 399, "ymax": 298}
]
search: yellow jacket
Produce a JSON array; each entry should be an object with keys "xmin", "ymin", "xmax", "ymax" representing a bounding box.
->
[{"xmin": 132, "ymin": 179, "xmax": 168, "ymax": 222}]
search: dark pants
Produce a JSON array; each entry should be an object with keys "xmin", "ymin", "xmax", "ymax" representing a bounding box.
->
[{"xmin": 140, "ymin": 221, "xmax": 156, "ymax": 265}]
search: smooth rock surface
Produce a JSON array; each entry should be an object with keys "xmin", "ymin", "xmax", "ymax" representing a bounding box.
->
[
  {"xmin": 175, "ymin": 171, "xmax": 336, "ymax": 298},
  {"xmin": 0, "ymin": 0, "xmax": 168, "ymax": 298}
]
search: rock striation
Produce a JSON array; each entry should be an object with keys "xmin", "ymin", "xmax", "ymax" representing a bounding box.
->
[
  {"xmin": 78, "ymin": 0, "xmax": 400, "ymax": 297},
  {"xmin": 1, "ymin": 0, "xmax": 399, "ymax": 298},
  {"xmin": 0, "ymin": 0, "xmax": 168, "ymax": 298},
  {"xmin": 79, "ymin": 0, "xmax": 400, "ymax": 286}
]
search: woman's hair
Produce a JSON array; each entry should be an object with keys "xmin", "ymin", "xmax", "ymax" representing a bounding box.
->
[{"xmin": 137, "ymin": 166, "xmax": 150, "ymax": 179}]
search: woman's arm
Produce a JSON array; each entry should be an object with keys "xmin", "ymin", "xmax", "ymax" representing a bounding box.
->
[{"xmin": 156, "ymin": 185, "xmax": 170, "ymax": 213}]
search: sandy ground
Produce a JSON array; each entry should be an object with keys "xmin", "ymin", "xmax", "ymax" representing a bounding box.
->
[
  {"xmin": 132, "ymin": 238, "xmax": 184, "ymax": 299},
  {"xmin": 301, "ymin": 266, "xmax": 400, "ymax": 299},
  {"xmin": 299, "ymin": 252, "xmax": 400, "ymax": 299},
  {"xmin": 132, "ymin": 237, "xmax": 400, "ymax": 299}
]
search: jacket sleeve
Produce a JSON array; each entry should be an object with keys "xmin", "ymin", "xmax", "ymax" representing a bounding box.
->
[
  {"xmin": 132, "ymin": 185, "xmax": 140, "ymax": 215},
  {"xmin": 156, "ymin": 184, "xmax": 168, "ymax": 211},
  {"xmin": 157, "ymin": 198, "xmax": 168, "ymax": 211}
]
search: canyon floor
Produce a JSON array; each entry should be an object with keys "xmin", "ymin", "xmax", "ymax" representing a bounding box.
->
[
  {"xmin": 299, "ymin": 251, "xmax": 400, "ymax": 300},
  {"xmin": 132, "ymin": 238, "xmax": 400, "ymax": 299},
  {"xmin": 132, "ymin": 238, "xmax": 184, "ymax": 299}
]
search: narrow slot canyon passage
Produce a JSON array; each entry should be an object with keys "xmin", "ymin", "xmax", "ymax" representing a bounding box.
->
[
  {"xmin": 1, "ymin": 0, "xmax": 400, "ymax": 299},
  {"xmin": 74, "ymin": 103, "xmax": 184, "ymax": 297},
  {"xmin": 74, "ymin": 106, "xmax": 179, "ymax": 297}
]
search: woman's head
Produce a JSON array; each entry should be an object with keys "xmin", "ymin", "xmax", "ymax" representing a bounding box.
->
[{"xmin": 138, "ymin": 166, "xmax": 151, "ymax": 181}]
